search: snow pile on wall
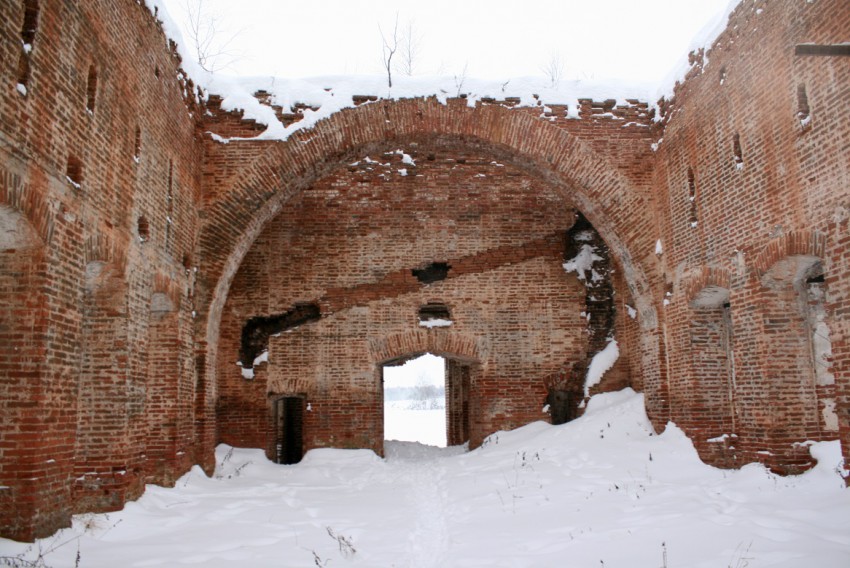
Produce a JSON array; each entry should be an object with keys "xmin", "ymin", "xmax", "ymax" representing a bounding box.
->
[
  {"xmin": 143, "ymin": 0, "xmax": 744, "ymax": 143},
  {"xmin": 584, "ymin": 339, "xmax": 619, "ymax": 398},
  {"xmin": 563, "ymin": 244, "xmax": 604, "ymax": 284}
]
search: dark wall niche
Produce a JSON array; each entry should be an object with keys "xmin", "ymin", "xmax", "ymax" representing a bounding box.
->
[
  {"xmin": 412, "ymin": 262, "xmax": 451, "ymax": 284},
  {"xmin": 66, "ymin": 156, "xmax": 83, "ymax": 187},
  {"xmin": 239, "ymin": 302, "xmax": 321, "ymax": 371},
  {"xmin": 16, "ymin": 0, "xmax": 39, "ymax": 89},
  {"xmin": 418, "ymin": 302, "xmax": 451, "ymax": 322},
  {"xmin": 86, "ymin": 64, "xmax": 97, "ymax": 112},
  {"xmin": 732, "ymin": 133, "xmax": 743, "ymax": 168},
  {"xmin": 795, "ymin": 44, "xmax": 850, "ymax": 57},
  {"xmin": 547, "ymin": 212, "xmax": 616, "ymax": 424}
]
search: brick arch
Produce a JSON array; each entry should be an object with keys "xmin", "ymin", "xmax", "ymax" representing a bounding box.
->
[
  {"xmin": 84, "ymin": 231, "xmax": 128, "ymax": 270},
  {"xmin": 368, "ymin": 329, "xmax": 486, "ymax": 365},
  {"xmin": 0, "ymin": 168, "xmax": 53, "ymax": 247},
  {"xmin": 195, "ymin": 97, "xmax": 664, "ymax": 440},
  {"xmin": 152, "ymin": 272, "xmax": 182, "ymax": 313},
  {"xmin": 200, "ymin": 98, "xmax": 658, "ymax": 339},
  {"xmin": 750, "ymin": 230, "xmax": 827, "ymax": 278},
  {"xmin": 681, "ymin": 265, "xmax": 733, "ymax": 306}
]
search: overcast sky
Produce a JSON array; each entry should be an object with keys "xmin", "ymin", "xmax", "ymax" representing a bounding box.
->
[
  {"xmin": 161, "ymin": 0, "xmax": 734, "ymax": 86},
  {"xmin": 384, "ymin": 354, "xmax": 445, "ymax": 388}
]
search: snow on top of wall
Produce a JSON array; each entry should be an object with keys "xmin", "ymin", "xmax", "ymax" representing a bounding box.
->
[
  {"xmin": 655, "ymin": 0, "xmax": 744, "ymax": 99},
  {"xmin": 145, "ymin": 0, "xmax": 743, "ymax": 142}
]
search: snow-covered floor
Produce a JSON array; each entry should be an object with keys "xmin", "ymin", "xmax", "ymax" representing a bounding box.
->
[
  {"xmin": 385, "ymin": 400, "xmax": 447, "ymax": 447},
  {"xmin": 2, "ymin": 389, "xmax": 849, "ymax": 567}
]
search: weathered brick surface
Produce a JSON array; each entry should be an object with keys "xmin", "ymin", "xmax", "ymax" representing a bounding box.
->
[
  {"xmin": 0, "ymin": 0, "xmax": 847, "ymax": 542},
  {"xmin": 216, "ymin": 143, "xmax": 633, "ymax": 454},
  {"xmin": 1, "ymin": 0, "xmax": 202, "ymax": 540},
  {"xmin": 655, "ymin": 0, "xmax": 850, "ymax": 473}
]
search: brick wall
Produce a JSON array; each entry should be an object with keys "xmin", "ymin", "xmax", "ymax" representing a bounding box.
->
[
  {"xmin": 0, "ymin": 0, "xmax": 202, "ymax": 540},
  {"xmin": 216, "ymin": 141, "xmax": 634, "ymax": 455},
  {"xmin": 1, "ymin": 0, "xmax": 848, "ymax": 542},
  {"xmin": 654, "ymin": 0, "xmax": 850, "ymax": 473}
]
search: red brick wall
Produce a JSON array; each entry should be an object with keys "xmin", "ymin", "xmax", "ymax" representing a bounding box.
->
[
  {"xmin": 196, "ymin": 97, "xmax": 664, "ymax": 474},
  {"xmin": 0, "ymin": 0, "xmax": 202, "ymax": 540},
  {"xmin": 216, "ymin": 141, "xmax": 635, "ymax": 455},
  {"xmin": 654, "ymin": 0, "xmax": 850, "ymax": 473},
  {"xmin": 1, "ymin": 0, "xmax": 848, "ymax": 543}
]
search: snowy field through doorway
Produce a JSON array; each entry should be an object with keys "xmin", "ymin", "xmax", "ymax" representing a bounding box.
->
[{"xmin": 383, "ymin": 353, "xmax": 447, "ymax": 447}]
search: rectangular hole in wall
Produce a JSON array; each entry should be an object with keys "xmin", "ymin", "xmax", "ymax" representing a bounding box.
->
[
  {"xmin": 687, "ymin": 167, "xmax": 697, "ymax": 227},
  {"xmin": 797, "ymin": 84, "xmax": 811, "ymax": 129},
  {"xmin": 732, "ymin": 133, "xmax": 743, "ymax": 170},
  {"xmin": 66, "ymin": 156, "xmax": 83, "ymax": 188},
  {"xmin": 134, "ymin": 126, "xmax": 141, "ymax": 161},
  {"xmin": 383, "ymin": 353, "xmax": 447, "ymax": 447},
  {"xmin": 86, "ymin": 65, "xmax": 97, "ymax": 112},
  {"xmin": 20, "ymin": 0, "xmax": 39, "ymax": 45}
]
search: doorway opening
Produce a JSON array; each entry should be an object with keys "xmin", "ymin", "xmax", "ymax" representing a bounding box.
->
[
  {"xmin": 382, "ymin": 353, "xmax": 447, "ymax": 447},
  {"xmin": 273, "ymin": 396, "xmax": 305, "ymax": 464}
]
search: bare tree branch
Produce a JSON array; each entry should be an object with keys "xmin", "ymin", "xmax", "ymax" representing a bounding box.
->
[
  {"xmin": 184, "ymin": 0, "xmax": 243, "ymax": 73},
  {"xmin": 379, "ymin": 14, "xmax": 400, "ymax": 88},
  {"xmin": 397, "ymin": 18, "xmax": 421, "ymax": 77},
  {"xmin": 454, "ymin": 62, "xmax": 468, "ymax": 97},
  {"xmin": 541, "ymin": 51, "xmax": 564, "ymax": 88}
]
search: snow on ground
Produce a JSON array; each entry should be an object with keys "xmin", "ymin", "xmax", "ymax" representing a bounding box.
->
[
  {"xmin": 2, "ymin": 389, "xmax": 849, "ymax": 567},
  {"xmin": 385, "ymin": 400, "xmax": 446, "ymax": 448}
]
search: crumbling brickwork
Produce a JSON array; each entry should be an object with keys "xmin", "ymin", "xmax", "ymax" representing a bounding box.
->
[
  {"xmin": 216, "ymin": 141, "xmax": 633, "ymax": 456},
  {"xmin": 654, "ymin": 0, "xmax": 850, "ymax": 474},
  {"xmin": 0, "ymin": 0, "xmax": 847, "ymax": 541},
  {"xmin": 0, "ymin": 0, "xmax": 202, "ymax": 540}
]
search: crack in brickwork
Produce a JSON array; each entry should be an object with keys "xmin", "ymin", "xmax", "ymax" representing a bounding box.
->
[{"xmin": 238, "ymin": 231, "xmax": 566, "ymax": 374}]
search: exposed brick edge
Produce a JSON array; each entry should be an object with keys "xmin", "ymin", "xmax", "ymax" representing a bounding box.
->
[
  {"xmin": 750, "ymin": 231, "xmax": 827, "ymax": 277},
  {"xmin": 368, "ymin": 330, "xmax": 485, "ymax": 364},
  {"xmin": 84, "ymin": 232, "xmax": 128, "ymax": 270},
  {"xmin": 681, "ymin": 265, "xmax": 733, "ymax": 302},
  {"xmin": 153, "ymin": 272, "xmax": 181, "ymax": 311},
  {"xmin": 0, "ymin": 167, "xmax": 54, "ymax": 245}
]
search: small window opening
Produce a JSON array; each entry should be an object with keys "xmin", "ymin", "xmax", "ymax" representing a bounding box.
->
[
  {"xmin": 20, "ymin": 0, "xmax": 39, "ymax": 45},
  {"xmin": 383, "ymin": 353, "xmax": 447, "ymax": 447},
  {"xmin": 133, "ymin": 126, "xmax": 141, "ymax": 161},
  {"xmin": 16, "ymin": 0, "xmax": 39, "ymax": 94},
  {"xmin": 165, "ymin": 160, "xmax": 174, "ymax": 253},
  {"xmin": 16, "ymin": 53, "xmax": 30, "ymax": 95},
  {"xmin": 154, "ymin": 65, "xmax": 160, "ymax": 78},
  {"xmin": 86, "ymin": 64, "xmax": 97, "ymax": 112},
  {"xmin": 732, "ymin": 133, "xmax": 743, "ymax": 169},
  {"xmin": 137, "ymin": 216, "xmax": 150, "ymax": 243},
  {"xmin": 66, "ymin": 156, "xmax": 83, "ymax": 188},
  {"xmin": 797, "ymin": 84, "xmax": 811, "ymax": 129},
  {"xmin": 719, "ymin": 66, "xmax": 727, "ymax": 85},
  {"xmin": 687, "ymin": 167, "xmax": 698, "ymax": 227},
  {"xmin": 418, "ymin": 302, "xmax": 452, "ymax": 328}
]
